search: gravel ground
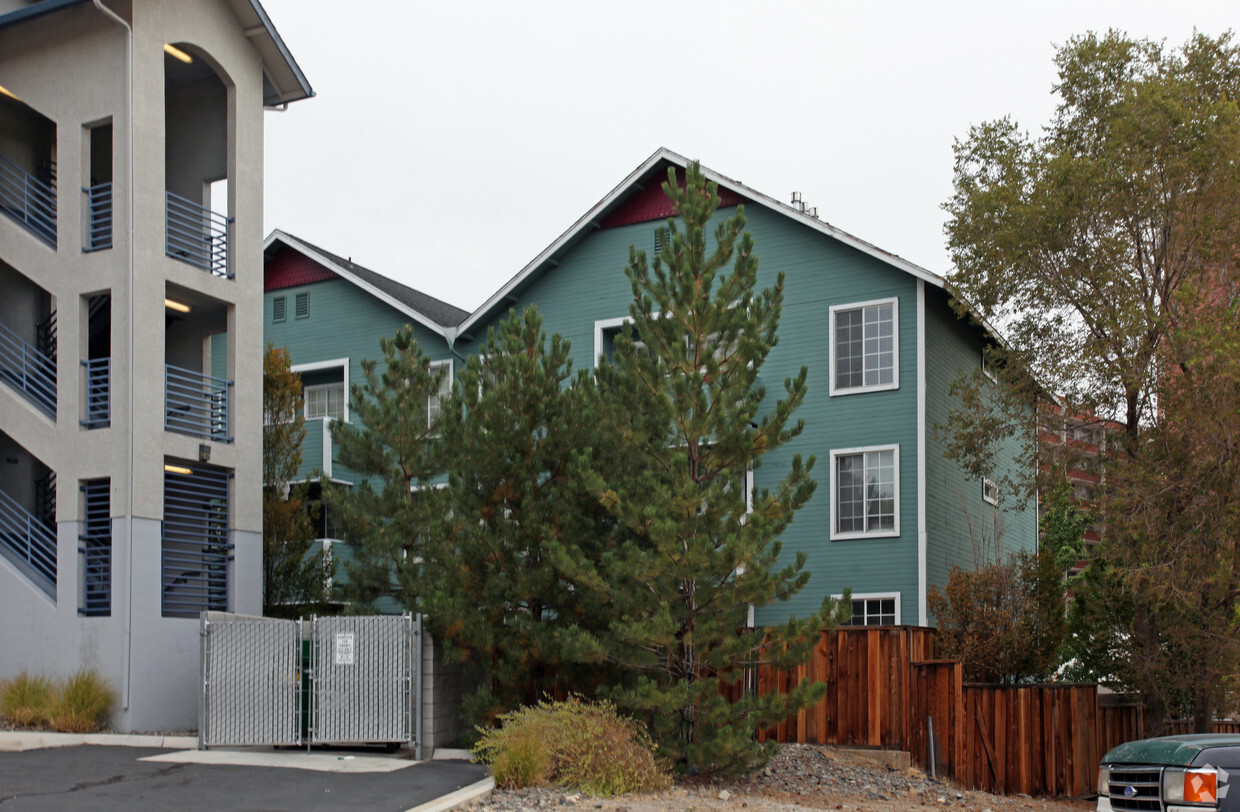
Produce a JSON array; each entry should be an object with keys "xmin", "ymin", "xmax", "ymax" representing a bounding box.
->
[{"xmin": 468, "ymin": 745, "xmax": 1097, "ymax": 812}]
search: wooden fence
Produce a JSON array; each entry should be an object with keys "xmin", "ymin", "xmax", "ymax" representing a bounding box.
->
[{"xmin": 737, "ymin": 627, "xmax": 1118, "ymax": 798}]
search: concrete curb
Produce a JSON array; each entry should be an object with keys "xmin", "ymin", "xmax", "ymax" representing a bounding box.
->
[
  {"xmin": 431, "ymin": 748, "xmax": 473, "ymax": 761},
  {"xmin": 0, "ymin": 731, "xmax": 197, "ymax": 752},
  {"xmin": 403, "ymin": 777, "xmax": 494, "ymax": 812}
]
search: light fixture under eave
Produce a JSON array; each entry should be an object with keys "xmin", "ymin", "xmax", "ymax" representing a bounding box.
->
[
  {"xmin": 0, "ymin": 85, "xmax": 20, "ymax": 101},
  {"xmin": 164, "ymin": 298, "xmax": 190, "ymax": 313},
  {"xmin": 163, "ymin": 44, "xmax": 193, "ymax": 64},
  {"xmin": 164, "ymin": 464, "xmax": 193, "ymax": 475}
]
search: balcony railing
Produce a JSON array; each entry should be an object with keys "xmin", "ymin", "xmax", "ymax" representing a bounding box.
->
[
  {"xmin": 0, "ymin": 487, "xmax": 56, "ymax": 595},
  {"xmin": 165, "ymin": 364, "xmax": 231, "ymax": 441},
  {"xmin": 81, "ymin": 357, "xmax": 110, "ymax": 428},
  {"xmin": 165, "ymin": 190, "xmax": 232, "ymax": 278},
  {"xmin": 82, "ymin": 182, "xmax": 112, "ymax": 251},
  {"xmin": 0, "ymin": 320, "xmax": 57, "ymax": 418},
  {"xmin": 162, "ymin": 466, "xmax": 231, "ymax": 618},
  {"xmin": 0, "ymin": 152, "xmax": 56, "ymax": 248},
  {"xmin": 79, "ymin": 479, "xmax": 110, "ymax": 616}
]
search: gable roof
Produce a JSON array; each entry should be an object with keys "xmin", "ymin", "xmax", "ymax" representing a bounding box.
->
[
  {"xmin": 0, "ymin": 0, "xmax": 313, "ymax": 107},
  {"xmin": 457, "ymin": 147, "xmax": 963, "ymax": 341},
  {"xmin": 264, "ymin": 230, "xmax": 470, "ymax": 334}
]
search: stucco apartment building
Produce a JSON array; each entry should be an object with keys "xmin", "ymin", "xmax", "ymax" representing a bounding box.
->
[{"xmin": 0, "ymin": 0, "xmax": 311, "ymax": 731}]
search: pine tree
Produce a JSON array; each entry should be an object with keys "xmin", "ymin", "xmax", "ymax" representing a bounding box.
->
[
  {"xmin": 262, "ymin": 344, "xmax": 331, "ymax": 616},
  {"xmin": 327, "ymin": 325, "xmax": 446, "ymax": 608},
  {"xmin": 569, "ymin": 162, "xmax": 846, "ymax": 774},
  {"xmin": 421, "ymin": 306, "xmax": 621, "ymax": 725}
]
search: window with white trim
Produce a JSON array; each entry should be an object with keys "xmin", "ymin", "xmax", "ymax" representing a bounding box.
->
[
  {"xmin": 427, "ymin": 360, "xmax": 452, "ymax": 427},
  {"xmin": 834, "ymin": 593, "xmax": 900, "ymax": 626},
  {"xmin": 272, "ymin": 295, "xmax": 286, "ymax": 323},
  {"xmin": 294, "ymin": 359, "xmax": 350, "ymax": 424},
  {"xmin": 831, "ymin": 445, "xmax": 899, "ymax": 539},
  {"xmin": 830, "ymin": 298, "xmax": 898, "ymax": 395},
  {"xmin": 982, "ymin": 477, "xmax": 998, "ymax": 505},
  {"xmin": 594, "ymin": 316, "xmax": 645, "ymax": 367},
  {"xmin": 305, "ymin": 382, "xmax": 344, "ymax": 422}
]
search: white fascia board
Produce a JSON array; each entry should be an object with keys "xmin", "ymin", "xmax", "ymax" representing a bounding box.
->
[
  {"xmin": 457, "ymin": 148, "xmax": 676, "ymax": 338},
  {"xmin": 454, "ymin": 148, "xmax": 1005, "ymax": 347},
  {"xmin": 264, "ymin": 230, "xmax": 449, "ymax": 339}
]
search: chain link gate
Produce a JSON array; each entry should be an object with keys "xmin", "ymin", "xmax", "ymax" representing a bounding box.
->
[{"xmin": 200, "ymin": 612, "xmax": 419, "ymax": 750}]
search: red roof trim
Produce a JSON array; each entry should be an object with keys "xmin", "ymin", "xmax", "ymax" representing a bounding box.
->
[
  {"xmin": 265, "ymin": 245, "xmax": 338, "ymax": 291},
  {"xmin": 600, "ymin": 175, "xmax": 745, "ymax": 229}
]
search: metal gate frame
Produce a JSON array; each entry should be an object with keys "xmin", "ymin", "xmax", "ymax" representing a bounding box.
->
[{"xmin": 199, "ymin": 612, "xmax": 421, "ymax": 751}]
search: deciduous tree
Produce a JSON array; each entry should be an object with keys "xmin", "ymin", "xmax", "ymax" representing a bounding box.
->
[
  {"xmin": 262, "ymin": 344, "xmax": 331, "ymax": 616},
  {"xmin": 942, "ymin": 30, "xmax": 1240, "ymax": 731}
]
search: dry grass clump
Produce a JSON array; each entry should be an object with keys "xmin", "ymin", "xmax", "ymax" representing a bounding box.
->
[
  {"xmin": 472, "ymin": 697, "xmax": 671, "ymax": 796},
  {"xmin": 0, "ymin": 668, "xmax": 115, "ymax": 732}
]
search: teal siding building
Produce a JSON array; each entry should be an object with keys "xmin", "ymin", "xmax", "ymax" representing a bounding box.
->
[{"xmin": 264, "ymin": 148, "xmax": 1037, "ymax": 627}]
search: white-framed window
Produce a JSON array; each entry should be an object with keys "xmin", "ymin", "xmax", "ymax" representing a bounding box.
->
[
  {"xmin": 295, "ymin": 292, "xmax": 309, "ymax": 319},
  {"xmin": 594, "ymin": 316, "xmax": 640, "ymax": 367},
  {"xmin": 293, "ymin": 358, "xmax": 349, "ymax": 424},
  {"xmin": 272, "ymin": 295, "xmax": 286, "ymax": 323},
  {"xmin": 305, "ymin": 382, "xmax": 344, "ymax": 422},
  {"xmin": 982, "ymin": 477, "xmax": 998, "ymax": 505},
  {"xmin": 833, "ymin": 592, "xmax": 901, "ymax": 626},
  {"xmin": 981, "ymin": 350, "xmax": 998, "ymax": 383},
  {"xmin": 830, "ymin": 444, "xmax": 899, "ymax": 539},
  {"xmin": 829, "ymin": 298, "xmax": 898, "ymax": 395},
  {"xmin": 428, "ymin": 359, "xmax": 453, "ymax": 427}
]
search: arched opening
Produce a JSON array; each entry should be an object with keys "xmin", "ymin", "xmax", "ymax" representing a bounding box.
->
[{"xmin": 163, "ymin": 42, "xmax": 233, "ymax": 278}]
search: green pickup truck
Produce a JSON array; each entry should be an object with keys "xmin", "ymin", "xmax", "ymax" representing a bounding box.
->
[{"xmin": 1098, "ymin": 735, "xmax": 1240, "ymax": 811}]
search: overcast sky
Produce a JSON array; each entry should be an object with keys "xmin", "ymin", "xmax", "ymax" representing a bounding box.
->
[{"xmin": 259, "ymin": 0, "xmax": 1235, "ymax": 313}]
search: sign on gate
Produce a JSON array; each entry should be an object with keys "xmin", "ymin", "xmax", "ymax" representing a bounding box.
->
[{"xmin": 199, "ymin": 612, "xmax": 417, "ymax": 750}]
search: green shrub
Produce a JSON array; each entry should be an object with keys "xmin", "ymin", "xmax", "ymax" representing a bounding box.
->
[
  {"xmin": 0, "ymin": 671, "xmax": 55, "ymax": 728},
  {"xmin": 53, "ymin": 668, "xmax": 115, "ymax": 733},
  {"xmin": 472, "ymin": 697, "xmax": 671, "ymax": 796}
]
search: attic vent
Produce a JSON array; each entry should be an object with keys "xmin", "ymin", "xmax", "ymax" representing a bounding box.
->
[
  {"xmin": 295, "ymin": 292, "xmax": 309, "ymax": 319},
  {"xmin": 654, "ymin": 230, "xmax": 668, "ymax": 256},
  {"xmin": 272, "ymin": 296, "xmax": 286, "ymax": 322}
]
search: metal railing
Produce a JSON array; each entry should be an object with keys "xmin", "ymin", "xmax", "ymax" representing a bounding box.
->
[
  {"xmin": 81, "ymin": 357, "xmax": 110, "ymax": 428},
  {"xmin": 165, "ymin": 364, "xmax": 231, "ymax": 441},
  {"xmin": 162, "ymin": 466, "xmax": 232, "ymax": 618},
  {"xmin": 79, "ymin": 479, "xmax": 111, "ymax": 616},
  {"xmin": 0, "ymin": 320, "xmax": 57, "ymax": 418},
  {"xmin": 0, "ymin": 487, "xmax": 57, "ymax": 590},
  {"xmin": 0, "ymin": 152, "xmax": 56, "ymax": 248},
  {"xmin": 165, "ymin": 190, "xmax": 232, "ymax": 278},
  {"xmin": 83, "ymin": 182, "xmax": 112, "ymax": 251}
]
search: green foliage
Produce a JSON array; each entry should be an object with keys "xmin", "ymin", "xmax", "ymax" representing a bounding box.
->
[
  {"xmin": 942, "ymin": 29, "xmax": 1240, "ymax": 732},
  {"xmin": 419, "ymin": 307, "xmax": 619, "ymax": 724},
  {"xmin": 328, "ymin": 325, "xmax": 446, "ymax": 608},
  {"xmin": 472, "ymin": 698, "xmax": 671, "ymax": 796},
  {"xmin": 563, "ymin": 162, "xmax": 847, "ymax": 773},
  {"xmin": 52, "ymin": 669, "xmax": 116, "ymax": 733},
  {"xmin": 263, "ymin": 344, "xmax": 332, "ymax": 615},
  {"xmin": 0, "ymin": 671, "xmax": 54, "ymax": 728},
  {"xmin": 928, "ymin": 552, "xmax": 1065, "ymax": 684},
  {"xmin": 1038, "ymin": 477, "xmax": 1092, "ymax": 576}
]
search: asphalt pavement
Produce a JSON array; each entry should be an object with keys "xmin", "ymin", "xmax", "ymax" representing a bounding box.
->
[{"xmin": 0, "ymin": 742, "xmax": 489, "ymax": 811}]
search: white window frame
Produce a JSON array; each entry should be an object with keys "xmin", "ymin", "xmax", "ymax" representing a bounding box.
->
[
  {"xmin": 293, "ymin": 357, "xmax": 349, "ymax": 424},
  {"xmin": 981, "ymin": 350, "xmax": 998, "ymax": 383},
  {"xmin": 594, "ymin": 316, "xmax": 633, "ymax": 368},
  {"xmin": 304, "ymin": 382, "xmax": 346, "ymax": 422},
  {"xmin": 833, "ymin": 592, "xmax": 902, "ymax": 626},
  {"xmin": 829, "ymin": 297, "xmax": 899, "ymax": 396},
  {"xmin": 982, "ymin": 477, "xmax": 998, "ymax": 505},
  {"xmin": 830, "ymin": 444, "xmax": 900, "ymax": 540},
  {"xmin": 428, "ymin": 359, "xmax": 453, "ymax": 428}
]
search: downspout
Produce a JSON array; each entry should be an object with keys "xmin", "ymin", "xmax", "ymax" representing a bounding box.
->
[{"xmin": 91, "ymin": 0, "xmax": 135, "ymax": 713}]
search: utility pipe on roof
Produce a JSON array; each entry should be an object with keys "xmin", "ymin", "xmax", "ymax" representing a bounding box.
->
[{"xmin": 90, "ymin": 0, "xmax": 134, "ymax": 714}]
